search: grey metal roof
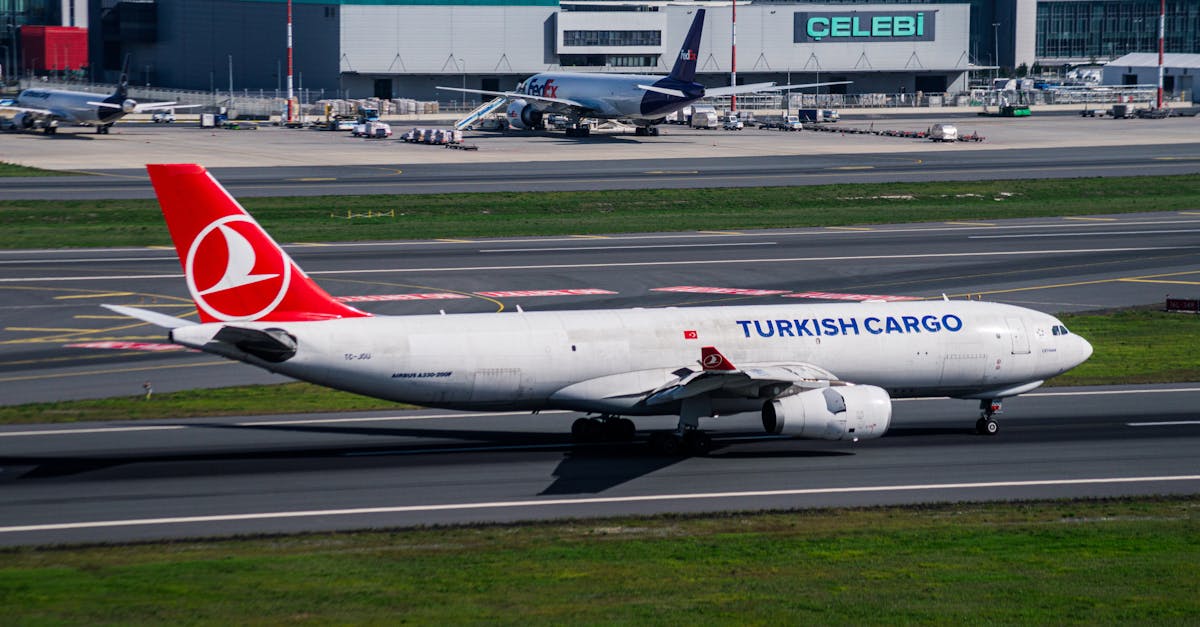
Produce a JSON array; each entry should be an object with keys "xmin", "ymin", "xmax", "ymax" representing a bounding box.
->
[{"xmin": 1105, "ymin": 53, "xmax": 1200, "ymax": 69}]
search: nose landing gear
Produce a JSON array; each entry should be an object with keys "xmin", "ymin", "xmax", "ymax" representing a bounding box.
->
[{"xmin": 976, "ymin": 399, "xmax": 1002, "ymax": 435}]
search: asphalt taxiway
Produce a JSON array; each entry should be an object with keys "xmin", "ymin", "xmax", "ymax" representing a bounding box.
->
[
  {"xmin": 1, "ymin": 114, "xmax": 1199, "ymax": 199},
  {"xmin": 1, "ymin": 211, "xmax": 1198, "ymax": 405},
  {"xmin": 1, "ymin": 384, "xmax": 1198, "ymax": 546}
]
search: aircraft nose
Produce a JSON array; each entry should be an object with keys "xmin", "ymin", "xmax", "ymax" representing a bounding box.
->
[{"xmin": 1075, "ymin": 335, "xmax": 1094, "ymax": 366}]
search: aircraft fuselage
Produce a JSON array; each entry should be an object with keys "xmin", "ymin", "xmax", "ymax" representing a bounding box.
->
[{"xmin": 172, "ymin": 300, "xmax": 1090, "ymax": 414}]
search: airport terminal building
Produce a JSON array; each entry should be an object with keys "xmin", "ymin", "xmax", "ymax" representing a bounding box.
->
[{"xmin": 15, "ymin": 0, "xmax": 1190, "ymax": 102}]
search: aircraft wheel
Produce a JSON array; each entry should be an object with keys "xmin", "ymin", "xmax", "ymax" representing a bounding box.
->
[
  {"xmin": 683, "ymin": 431, "xmax": 712, "ymax": 456},
  {"xmin": 609, "ymin": 418, "xmax": 636, "ymax": 442},
  {"xmin": 975, "ymin": 417, "xmax": 999, "ymax": 436},
  {"xmin": 649, "ymin": 432, "xmax": 684, "ymax": 456},
  {"xmin": 572, "ymin": 417, "xmax": 597, "ymax": 442}
]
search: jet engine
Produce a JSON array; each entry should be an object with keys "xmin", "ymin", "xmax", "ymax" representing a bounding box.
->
[
  {"xmin": 763, "ymin": 385, "xmax": 892, "ymax": 441},
  {"xmin": 505, "ymin": 99, "xmax": 543, "ymax": 130},
  {"xmin": 11, "ymin": 111, "xmax": 35, "ymax": 129},
  {"xmin": 121, "ymin": 99, "xmax": 139, "ymax": 113}
]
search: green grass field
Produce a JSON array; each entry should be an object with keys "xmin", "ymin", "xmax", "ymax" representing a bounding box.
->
[
  {"xmin": 0, "ymin": 161, "xmax": 71, "ymax": 177},
  {"xmin": 1, "ymin": 174, "xmax": 1198, "ymax": 248},
  {"xmin": 0, "ymin": 308, "xmax": 1192, "ymax": 425},
  {"xmin": 2, "ymin": 497, "xmax": 1196, "ymax": 623}
]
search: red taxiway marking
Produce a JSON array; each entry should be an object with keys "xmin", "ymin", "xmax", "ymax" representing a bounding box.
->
[
  {"xmin": 652, "ymin": 286, "xmax": 791, "ymax": 296},
  {"xmin": 473, "ymin": 289, "xmax": 617, "ymax": 298},
  {"xmin": 336, "ymin": 293, "xmax": 470, "ymax": 302},
  {"xmin": 65, "ymin": 341, "xmax": 188, "ymax": 352},
  {"xmin": 783, "ymin": 291, "xmax": 921, "ymax": 302}
]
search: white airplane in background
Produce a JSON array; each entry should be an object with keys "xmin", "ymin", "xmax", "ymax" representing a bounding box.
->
[
  {"xmin": 438, "ymin": 9, "xmax": 848, "ymax": 137},
  {"xmin": 1, "ymin": 63, "xmax": 194, "ymax": 135},
  {"xmin": 107, "ymin": 164, "xmax": 1092, "ymax": 455}
]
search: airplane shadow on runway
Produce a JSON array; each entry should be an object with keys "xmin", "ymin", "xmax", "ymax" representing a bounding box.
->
[{"xmin": 0, "ymin": 421, "xmax": 852, "ymax": 494}]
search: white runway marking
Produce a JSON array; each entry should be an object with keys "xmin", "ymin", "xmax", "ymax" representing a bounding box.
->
[
  {"xmin": 0, "ymin": 425, "xmax": 185, "ymax": 438},
  {"xmin": 970, "ymin": 229, "xmax": 1200, "ymax": 239},
  {"xmin": 3, "ymin": 475, "xmax": 1198, "ymax": 534},
  {"xmin": 479, "ymin": 242, "xmax": 776, "ymax": 253},
  {"xmin": 1127, "ymin": 421, "xmax": 1200, "ymax": 427}
]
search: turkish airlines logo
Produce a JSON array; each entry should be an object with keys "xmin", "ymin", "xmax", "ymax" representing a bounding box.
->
[
  {"xmin": 702, "ymin": 353, "xmax": 723, "ymax": 368},
  {"xmin": 680, "ymin": 49, "xmax": 697, "ymax": 61},
  {"xmin": 185, "ymin": 215, "xmax": 292, "ymax": 321}
]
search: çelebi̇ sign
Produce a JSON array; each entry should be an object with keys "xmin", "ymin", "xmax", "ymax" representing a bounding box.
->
[{"xmin": 794, "ymin": 11, "xmax": 936, "ymax": 43}]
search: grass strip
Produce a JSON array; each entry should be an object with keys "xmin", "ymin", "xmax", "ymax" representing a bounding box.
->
[
  {"xmin": 1056, "ymin": 308, "xmax": 1200, "ymax": 386},
  {"xmin": 0, "ymin": 308, "xmax": 1193, "ymax": 425},
  {"xmin": 0, "ymin": 381, "xmax": 406, "ymax": 425},
  {"xmin": 1, "ymin": 174, "xmax": 1198, "ymax": 248},
  {"xmin": 2, "ymin": 497, "xmax": 1197, "ymax": 623},
  {"xmin": 0, "ymin": 161, "xmax": 71, "ymax": 177}
]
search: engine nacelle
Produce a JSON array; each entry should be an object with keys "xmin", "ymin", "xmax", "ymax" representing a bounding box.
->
[
  {"xmin": 122, "ymin": 98, "xmax": 139, "ymax": 113},
  {"xmin": 505, "ymin": 99, "xmax": 543, "ymax": 130},
  {"xmin": 763, "ymin": 385, "xmax": 892, "ymax": 441},
  {"xmin": 11, "ymin": 111, "xmax": 34, "ymax": 129}
]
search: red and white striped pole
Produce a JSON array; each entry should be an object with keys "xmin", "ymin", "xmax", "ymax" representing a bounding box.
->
[
  {"xmin": 1156, "ymin": 0, "xmax": 1164, "ymax": 109},
  {"xmin": 287, "ymin": 0, "xmax": 295, "ymax": 123},
  {"xmin": 730, "ymin": 0, "xmax": 737, "ymax": 112}
]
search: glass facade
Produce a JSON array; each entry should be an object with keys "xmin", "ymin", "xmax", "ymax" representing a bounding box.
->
[
  {"xmin": 1, "ymin": 0, "xmax": 61, "ymax": 81},
  {"xmin": 1037, "ymin": 1, "xmax": 1200, "ymax": 61},
  {"xmin": 559, "ymin": 54, "xmax": 660, "ymax": 67},
  {"xmin": 563, "ymin": 30, "xmax": 662, "ymax": 47}
]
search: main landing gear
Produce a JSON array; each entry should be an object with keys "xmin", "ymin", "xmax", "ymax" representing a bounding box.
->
[
  {"xmin": 976, "ymin": 399, "xmax": 1002, "ymax": 435},
  {"xmin": 648, "ymin": 396, "xmax": 713, "ymax": 456},
  {"xmin": 634, "ymin": 126, "xmax": 660, "ymax": 137},
  {"xmin": 571, "ymin": 415, "xmax": 635, "ymax": 443},
  {"xmin": 96, "ymin": 124, "xmax": 112, "ymax": 134}
]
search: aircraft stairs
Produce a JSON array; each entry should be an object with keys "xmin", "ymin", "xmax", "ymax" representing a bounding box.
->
[{"xmin": 455, "ymin": 97, "xmax": 506, "ymax": 131}]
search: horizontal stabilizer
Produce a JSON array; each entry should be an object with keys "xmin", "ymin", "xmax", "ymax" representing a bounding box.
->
[
  {"xmin": 211, "ymin": 326, "xmax": 298, "ymax": 363},
  {"xmin": 102, "ymin": 304, "xmax": 197, "ymax": 329},
  {"xmin": 638, "ymin": 84, "xmax": 687, "ymax": 98}
]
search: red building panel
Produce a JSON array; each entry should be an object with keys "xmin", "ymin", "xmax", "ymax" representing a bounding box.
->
[{"xmin": 20, "ymin": 26, "xmax": 89, "ymax": 72}]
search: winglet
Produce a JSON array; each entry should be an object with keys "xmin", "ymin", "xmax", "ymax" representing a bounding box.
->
[{"xmin": 700, "ymin": 346, "xmax": 737, "ymax": 371}]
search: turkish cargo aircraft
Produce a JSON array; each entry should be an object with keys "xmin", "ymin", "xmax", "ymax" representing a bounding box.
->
[
  {"xmin": 0, "ymin": 68, "xmax": 192, "ymax": 135},
  {"xmin": 438, "ymin": 8, "xmax": 848, "ymax": 137},
  {"xmin": 108, "ymin": 164, "xmax": 1092, "ymax": 454}
]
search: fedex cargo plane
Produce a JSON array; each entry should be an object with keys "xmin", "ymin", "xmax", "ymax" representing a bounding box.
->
[
  {"xmin": 439, "ymin": 9, "xmax": 847, "ymax": 137},
  {"xmin": 109, "ymin": 164, "xmax": 1093, "ymax": 454}
]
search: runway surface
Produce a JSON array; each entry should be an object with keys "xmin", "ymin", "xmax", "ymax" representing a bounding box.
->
[
  {"xmin": 3, "ymin": 142, "xmax": 1200, "ymax": 199},
  {"xmin": 2, "ymin": 211, "xmax": 1198, "ymax": 405},
  {"xmin": 2, "ymin": 384, "xmax": 1198, "ymax": 546}
]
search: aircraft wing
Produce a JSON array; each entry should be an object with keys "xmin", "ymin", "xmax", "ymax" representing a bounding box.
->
[
  {"xmin": 643, "ymin": 360, "xmax": 838, "ymax": 406},
  {"xmin": 550, "ymin": 346, "xmax": 840, "ymax": 411},
  {"xmin": 436, "ymin": 86, "xmax": 589, "ymax": 109},
  {"xmin": 704, "ymin": 80, "xmax": 853, "ymax": 97},
  {"xmin": 0, "ymin": 104, "xmax": 62, "ymax": 119}
]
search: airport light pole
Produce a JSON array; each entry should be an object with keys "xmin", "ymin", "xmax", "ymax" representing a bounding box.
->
[
  {"xmin": 459, "ymin": 57, "xmax": 466, "ymax": 107},
  {"xmin": 992, "ymin": 21, "xmax": 1000, "ymax": 82},
  {"xmin": 730, "ymin": 0, "xmax": 737, "ymax": 112},
  {"xmin": 1156, "ymin": 0, "xmax": 1164, "ymax": 109},
  {"xmin": 286, "ymin": 0, "xmax": 295, "ymax": 123}
]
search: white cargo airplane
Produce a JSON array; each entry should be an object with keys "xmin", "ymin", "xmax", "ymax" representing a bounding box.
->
[
  {"xmin": 438, "ymin": 9, "xmax": 848, "ymax": 137},
  {"xmin": 1, "ymin": 68, "xmax": 192, "ymax": 135},
  {"xmin": 107, "ymin": 164, "xmax": 1092, "ymax": 454}
]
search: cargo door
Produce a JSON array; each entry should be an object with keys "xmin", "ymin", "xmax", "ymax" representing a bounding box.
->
[{"xmin": 1005, "ymin": 317, "xmax": 1031, "ymax": 355}]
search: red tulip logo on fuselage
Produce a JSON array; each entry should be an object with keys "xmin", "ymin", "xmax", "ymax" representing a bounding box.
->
[{"xmin": 185, "ymin": 215, "xmax": 292, "ymax": 321}]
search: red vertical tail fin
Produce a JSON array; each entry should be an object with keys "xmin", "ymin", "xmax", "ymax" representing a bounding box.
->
[{"xmin": 147, "ymin": 164, "xmax": 369, "ymax": 323}]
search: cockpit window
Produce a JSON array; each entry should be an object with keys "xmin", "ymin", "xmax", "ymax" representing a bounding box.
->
[{"xmin": 1051, "ymin": 325, "xmax": 1070, "ymax": 336}]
